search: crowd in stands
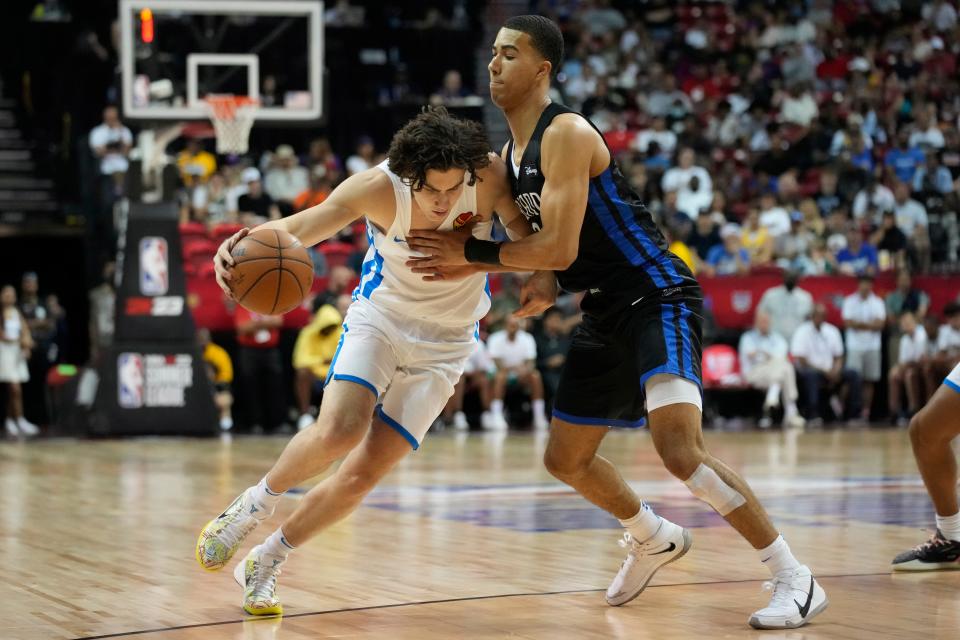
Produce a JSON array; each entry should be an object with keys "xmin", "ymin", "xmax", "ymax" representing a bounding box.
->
[{"xmin": 543, "ymin": 0, "xmax": 959, "ymax": 277}]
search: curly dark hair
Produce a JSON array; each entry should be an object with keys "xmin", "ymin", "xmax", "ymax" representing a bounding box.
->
[{"xmin": 387, "ymin": 106, "xmax": 491, "ymax": 190}]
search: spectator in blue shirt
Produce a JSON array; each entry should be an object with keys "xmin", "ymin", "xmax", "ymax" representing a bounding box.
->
[
  {"xmin": 884, "ymin": 130, "xmax": 925, "ymax": 183},
  {"xmin": 705, "ymin": 223, "xmax": 751, "ymax": 276},
  {"xmin": 912, "ymin": 153, "xmax": 954, "ymax": 195},
  {"xmin": 836, "ymin": 227, "xmax": 878, "ymax": 276}
]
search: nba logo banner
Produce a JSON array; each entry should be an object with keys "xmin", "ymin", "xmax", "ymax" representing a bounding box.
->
[
  {"xmin": 139, "ymin": 237, "xmax": 169, "ymax": 296},
  {"xmin": 118, "ymin": 352, "xmax": 145, "ymax": 409}
]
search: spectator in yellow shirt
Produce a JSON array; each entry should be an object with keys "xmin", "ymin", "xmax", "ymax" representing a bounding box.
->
[
  {"xmin": 665, "ymin": 224, "xmax": 697, "ymax": 275},
  {"xmin": 741, "ymin": 206, "xmax": 774, "ymax": 265},
  {"xmin": 293, "ymin": 302, "xmax": 343, "ymax": 430},
  {"xmin": 177, "ymin": 138, "xmax": 217, "ymax": 187},
  {"xmin": 199, "ymin": 328, "xmax": 234, "ymax": 431}
]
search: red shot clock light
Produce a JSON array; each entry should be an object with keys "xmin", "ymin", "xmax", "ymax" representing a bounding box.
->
[{"xmin": 140, "ymin": 8, "xmax": 154, "ymax": 44}]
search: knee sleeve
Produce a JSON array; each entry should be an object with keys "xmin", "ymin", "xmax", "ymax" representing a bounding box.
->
[
  {"xmin": 683, "ymin": 463, "xmax": 746, "ymax": 516},
  {"xmin": 645, "ymin": 374, "xmax": 702, "ymax": 413}
]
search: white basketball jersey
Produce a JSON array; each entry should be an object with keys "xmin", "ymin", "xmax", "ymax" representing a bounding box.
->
[{"xmin": 352, "ymin": 160, "xmax": 493, "ymax": 326}]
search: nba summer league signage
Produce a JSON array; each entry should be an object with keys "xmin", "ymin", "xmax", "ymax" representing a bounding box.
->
[
  {"xmin": 118, "ymin": 352, "xmax": 194, "ymax": 409},
  {"xmin": 89, "ymin": 202, "xmax": 217, "ymax": 435}
]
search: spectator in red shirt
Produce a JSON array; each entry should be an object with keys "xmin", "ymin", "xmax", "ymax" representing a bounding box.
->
[{"xmin": 234, "ymin": 305, "xmax": 286, "ymax": 433}]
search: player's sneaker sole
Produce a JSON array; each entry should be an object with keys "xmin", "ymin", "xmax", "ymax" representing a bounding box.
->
[{"xmin": 749, "ymin": 599, "xmax": 829, "ymax": 629}]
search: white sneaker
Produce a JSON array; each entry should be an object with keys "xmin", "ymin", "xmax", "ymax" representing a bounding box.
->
[
  {"xmin": 296, "ymin": 413, "xmax": 314, "ymax": 431},
  {"xmin": 484, "ymin": 411, "xmax": 508, "ymax": 431},
  {"xmin": 749, "ymin": 565, "xmax": 828, "ymax": 629},
  {"xmin": 533, "ymin": 413, "xmax": 549, "ymax": 431},
  {"xmin": 758, "ymin": 416, "xmax": 773, "ymax": 429},
  {"xmin": 452, "ymin": 411, "xmax": 469, "ymax": 430},
  {"xmin": 220, "ymin": 416, "xmax": 234, "ymax": 431},
  {"xmin": 16, "ymin": 417, "xmax": 39, "ymax": 436},
  {"xmin": 196, "ymin": 487, "xmax": 270, "ymax": 571},
  {"xmin": 606, "ymin": 519, "xmax": 692, "ymax": 606},
  {"xmin": 234, "ymin": 546, "xmax": 284, "ymax": 616},
  {"xmin": 5, "ymin": 418, "xmax": 19, "ymax": 437},
  {"xmin": 783, "ymin": 414, "xmax": 806, "ymax": 430}
]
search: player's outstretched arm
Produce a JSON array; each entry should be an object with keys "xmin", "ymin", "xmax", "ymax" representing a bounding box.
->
[
  {"xmin": 213, "ymin": 169, "xmax": 390, "ymax": 295},
  {"xmin": 406, "ymin": 115, "xmax": 592, "ymax": 272}
]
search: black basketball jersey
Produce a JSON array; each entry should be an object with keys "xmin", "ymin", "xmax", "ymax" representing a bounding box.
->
[{"xmin": 506, "ymin": 102, "xmax": 697, "ymax": 301}]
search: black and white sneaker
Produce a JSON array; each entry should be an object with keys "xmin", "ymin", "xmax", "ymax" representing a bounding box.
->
[
  {"xmin": 892, "ymin": 530, "xmax": 960, "ymax": 571},
  {"xmin": 749, "ymin": 565, "xmax": 828, "ymax": 629},
  {"xmin": 605, "ymin": 519, "xmax": 692, "ymax": 606}
]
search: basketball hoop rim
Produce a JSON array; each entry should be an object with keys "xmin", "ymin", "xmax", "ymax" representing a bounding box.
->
[{"xmin": 203, "ymin": 95, "xmax": 260, "ymax": 120}]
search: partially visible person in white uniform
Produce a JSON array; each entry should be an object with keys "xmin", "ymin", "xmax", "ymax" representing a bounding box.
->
[{"xmin": 195, "ymin": 107, "xmax": 533, "ymax": 616}]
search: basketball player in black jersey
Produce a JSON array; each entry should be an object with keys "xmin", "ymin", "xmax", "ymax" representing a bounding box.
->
[{"xmin": 407, "ymin": 15, "xmax": 827, "ymax": 630}]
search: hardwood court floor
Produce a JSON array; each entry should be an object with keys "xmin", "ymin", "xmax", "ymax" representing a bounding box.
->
[{"xmin": 2, "ymin": 428, "xmax": 958, "ymax": 639}]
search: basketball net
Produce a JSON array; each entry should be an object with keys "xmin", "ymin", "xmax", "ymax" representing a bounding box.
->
[{"xmin": 203, "ymin": 95, "xmax": 259, "ymax": 155}]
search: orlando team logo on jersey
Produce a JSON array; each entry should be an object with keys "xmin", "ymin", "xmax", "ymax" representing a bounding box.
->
[
  {"xmin": 139, "ymin": 237, "xmax": 169, "ymax": 296},
  {"xmin": 452, "ymin": 212, "xmax": 475, "ymax": 229}
]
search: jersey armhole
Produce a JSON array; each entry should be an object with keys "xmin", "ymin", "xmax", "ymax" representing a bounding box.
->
[{"xmin": 375, "ymin": 161, "xmax": 410, "ymax": 238}]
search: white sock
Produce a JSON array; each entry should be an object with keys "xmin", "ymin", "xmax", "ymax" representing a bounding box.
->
[
  {"xmin": 936, "ymin": 511, "xmax": 960, "ymax": 542},
  {"xmin": 758, "ymin": 534, "xmax": 801, "ymax": 576},
  {"xmin": 785, "ymin": 402, "xmax": 799, "ymax": 418},
  {"xmin": 491, "ymin": 399, "xmax": 504, "ymax": 415},
  {"xmin": 764, "ymin": 385, "xmax": 781, "ymax": 409},
  {"xmin": 250, "ymin": 477, "xmax": 283, "ymax": 518},
  {"xmin": 619, "ymin": 502, "xmax": 662, "ymax": 542},
  {"xmin": 533, "ymin": 399, "xmax": 546, "ymax": 418},
  {"xmin": 259, "ymin": 527, "xmax": 295, "ymax": 561}
]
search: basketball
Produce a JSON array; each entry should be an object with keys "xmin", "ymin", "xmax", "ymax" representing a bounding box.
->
[{"xmin": 229, "ymin": 228, "xmax": 313, "ymax": 315}]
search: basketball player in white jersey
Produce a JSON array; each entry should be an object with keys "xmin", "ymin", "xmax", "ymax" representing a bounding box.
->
[
  {"xmin": 892, "ymin": 362, "xmax": 960, "ymax": 570},
  {"xmin": 196, "ymin": 107, "xmax": 533, "ymax": 615}
]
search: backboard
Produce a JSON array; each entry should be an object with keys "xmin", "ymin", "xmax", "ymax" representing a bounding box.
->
[{"xmin": 119, "ymin": 0, "xmax": 323, "ymax": 122}]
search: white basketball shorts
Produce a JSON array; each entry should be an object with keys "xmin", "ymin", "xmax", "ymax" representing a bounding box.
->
[{"xmin": 324, "ymin": 298, "xmax": 477, "ymax": 449}]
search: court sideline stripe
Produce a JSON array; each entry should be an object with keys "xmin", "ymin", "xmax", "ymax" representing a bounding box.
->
[{"xmin": 70, "ymin": 572, "xmax": 892, "ymax": 639}]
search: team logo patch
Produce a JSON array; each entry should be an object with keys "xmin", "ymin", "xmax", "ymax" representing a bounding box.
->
[{"xmin": 452, "ymin": 212, "xmax": 476, "ymax": 229}]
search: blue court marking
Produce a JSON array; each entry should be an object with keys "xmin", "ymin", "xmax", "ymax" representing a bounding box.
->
[
  {"xmin": 945, "ymin": 378, "xmax": 960, "ymax": 394},
  {"xmin": 291, "ymin": 475, "xmax": 937, "ymax": 533},
  {"xmin": 359, "ymin": 476, "xmax": 936, "ymax": 532}
]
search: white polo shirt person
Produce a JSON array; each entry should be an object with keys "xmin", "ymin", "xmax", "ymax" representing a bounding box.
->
[
  {"xmin": 791, "ymin": 303, "xmax": 862, "ymax": 421},
  {"xmin": 842, "ymin": 275, "xmax": 886, "ymax": 419}
]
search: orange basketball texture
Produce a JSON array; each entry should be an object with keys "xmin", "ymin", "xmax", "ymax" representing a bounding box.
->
[{"xmin": 229, "ymin": 229, "xmax": 314, "ymax": 315}]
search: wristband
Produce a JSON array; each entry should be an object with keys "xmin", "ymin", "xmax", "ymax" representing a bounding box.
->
[{"xmin": 464, "ymin": 237, "xmax": 502, "ymax": 265}]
